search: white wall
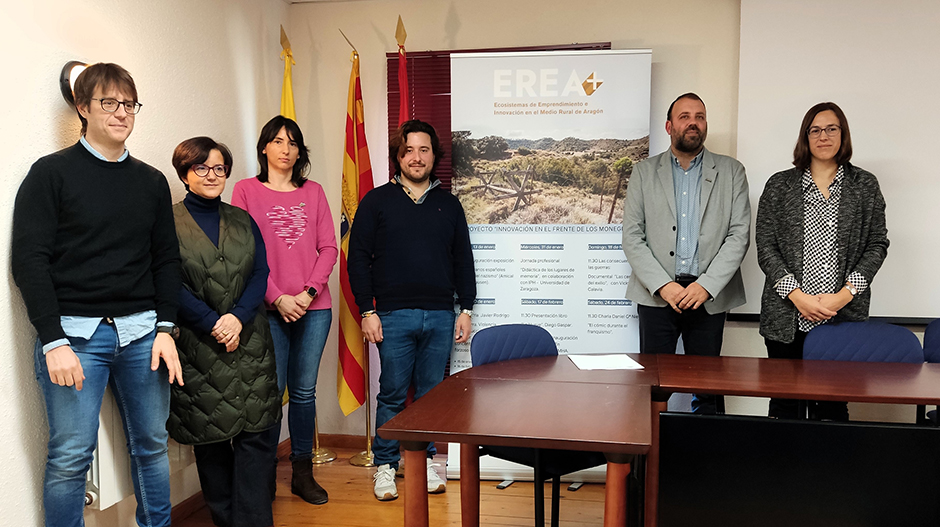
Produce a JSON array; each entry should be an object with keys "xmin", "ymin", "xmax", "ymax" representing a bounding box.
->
[
  {"xmin": 287, "ymin": 0, "xmax": 743, "ymax": 438},
  {"xmin": 0, "ymin": 0, "xmax": 288, "ymax": 524}
]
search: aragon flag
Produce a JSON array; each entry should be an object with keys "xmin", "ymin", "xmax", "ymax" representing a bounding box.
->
[{"xmin": 337, "ymin": 51, "xmax": 374, "ymax": 416}]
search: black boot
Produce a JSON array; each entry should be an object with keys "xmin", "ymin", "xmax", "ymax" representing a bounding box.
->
[{"xmin": 291, "ymin": 457, "xmax": 328, "ymax": 505}]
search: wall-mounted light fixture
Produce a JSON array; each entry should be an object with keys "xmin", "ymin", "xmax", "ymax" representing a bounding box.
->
[{"xmin": 59, "ymin": 61, "xmax": 87, "ymax": 107}]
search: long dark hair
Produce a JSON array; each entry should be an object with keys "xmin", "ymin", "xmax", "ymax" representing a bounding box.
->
[
  {"xmin": 256, "ymin": 115, "xmax": 310, "ymax": 187},
  {"xmin": 792, "ymin": 102, "xmax": 853, "ymax": 170}
]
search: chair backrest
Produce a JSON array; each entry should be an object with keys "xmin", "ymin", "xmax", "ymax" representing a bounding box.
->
[
  {"xmin": 803, "ymin": 321, "xmax": 924, "ymax": 363},
  {"xmin": 923, "ymin": 319, "xmax": 940, "ymax": 364},
  {"xmin": 469, "ymin": 324, "xmax": 558, "ymax": 367}
]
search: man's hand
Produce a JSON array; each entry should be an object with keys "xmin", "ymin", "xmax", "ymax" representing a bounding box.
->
[
  {"xmin": 212, "ymin": 314, "xmax": 243, "ymax": 352},
  {"xmin": 275, "ymin": 295, "xmax": 306, "ymax": 323},
  {"xmin": 676, "ymin": 282, "xmax": 711, "ymax": 310},
  {"xmin": 46, "ymin": 345, "xmax": 85, "ymax": 391},
  {"xmin": 454, "ymin": 313, "xmax": 472, "ymax": 343},
  {"xmin": 152, "ymin": 332, "xmax": 184, "ymax": 385},
  {"xmin": 657, "ymin": 282, "xmax": 685, "ymax": 313},
  {"xmin": 788, "ymin": 289, "xmax": 837, "ymax": 323},
  {"xmin": 362, "ymin": 314, "xmax": 383, "ymax": 343},
  {"xmin": 294, "ymin": 291, "xmax": 314, "ymax": 311}
]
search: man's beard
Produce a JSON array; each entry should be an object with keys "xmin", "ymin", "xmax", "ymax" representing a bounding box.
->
[
  {"xmin": 401, "ymin": 164, "xmax": 431, "ymax": 184},
  {"xmin": 674, "ymin": 127, "xmax": 706, "ymax": 153}
]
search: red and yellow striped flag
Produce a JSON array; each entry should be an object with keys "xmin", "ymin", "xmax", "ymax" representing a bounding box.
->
[{"xmin": 337, "ymin": 51, "xmax": 374, "ymax": 416}]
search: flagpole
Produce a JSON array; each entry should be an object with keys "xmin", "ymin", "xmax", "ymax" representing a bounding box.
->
[
  {"xmin": 312, "ymin": 417, "xmax": 336, "ymax": 464},
  {"xmin": 349, "ymin": 337, "xmax": 374, "ymax": 466}
]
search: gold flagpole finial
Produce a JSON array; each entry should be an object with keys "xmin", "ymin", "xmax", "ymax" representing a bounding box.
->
[
  {"xmin": 279, "ymin": 25, "xmax": 291, "ymax": 51},
  {"xmin": 395, "ymin": 16, "xmax": 407, "ymax": 48}
]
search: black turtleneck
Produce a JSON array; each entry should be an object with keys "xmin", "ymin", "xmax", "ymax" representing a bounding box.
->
[{"xmin": 178, "ymin": 192, "xmax": 269, "ymax": 333}]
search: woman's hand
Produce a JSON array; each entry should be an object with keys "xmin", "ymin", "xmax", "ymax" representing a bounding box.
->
[
  {"xmin": 294, "ymin": 291, "xmax": 313, "ymax": 311},
  {"xmin": 788, "ymin": 288, "xmax": 837, "ymax": 323},
  {"xmin": 275, "ymin": 294, "xmax": 306, "ymax": 323},
  {"xmin": 817, "ymin": 288, "xmax": 853, "ymax": 314},
  {"xmin": 212, "ymin": 314, "xmax": 243, "ymax": 352}
]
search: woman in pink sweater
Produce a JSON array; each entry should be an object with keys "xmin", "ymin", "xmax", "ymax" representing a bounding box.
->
[{"xmin": 232, "ymin": 116, "xmax": 337, "ymax": 505}]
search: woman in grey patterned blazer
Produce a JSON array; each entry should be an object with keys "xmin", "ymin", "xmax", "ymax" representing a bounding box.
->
[{"xmin": 755, "ymin": 102, "xmax": 889, "ymax": 420}]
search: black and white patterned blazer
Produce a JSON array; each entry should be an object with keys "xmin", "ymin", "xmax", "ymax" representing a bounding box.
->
[{"xmin": 755, "ymin": 163, "xmax": 889, "ymax": 343}]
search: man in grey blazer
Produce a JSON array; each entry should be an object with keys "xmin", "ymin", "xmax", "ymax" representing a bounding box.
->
[{"xmin": 622, "ymin": 93, "xmax": 750, "ymax": 414}]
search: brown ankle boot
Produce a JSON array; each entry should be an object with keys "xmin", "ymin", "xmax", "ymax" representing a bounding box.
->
[{"xmin": 291, "ymin": 457, "xmax": 328, "ymax": 505}]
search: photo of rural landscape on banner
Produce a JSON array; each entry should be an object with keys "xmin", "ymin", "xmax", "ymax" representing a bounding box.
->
[{"xmin": 452, "ymin": 132, "xmax": 649, "ymax": 225}]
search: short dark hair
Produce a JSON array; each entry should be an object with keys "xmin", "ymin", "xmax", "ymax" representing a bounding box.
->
[
  {"xmin": 389, "ymin": 119, "xmax": 445, "ymax": 176},
  {"xmin": 792, "ymin": 102, "xmax": 853, "ymax": 170},
  {"xmin": 256, "ymin": 115, "xmax": 310, "ymax": 187},
  {"xmin": 73, "ymin": 63, "xmax": 138, "ymax": 135},
  {"xmin": 172, "ymin": 136, "xmax": 233, "ymax": 190},
  {"xmin": 666, "ymin": 92, "xmax": 705, "ymax": 122}
]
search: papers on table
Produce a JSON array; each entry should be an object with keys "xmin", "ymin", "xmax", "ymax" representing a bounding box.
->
[{"xmin": 568, "ymin": 354, "xmax": 644, "ymax": 370}]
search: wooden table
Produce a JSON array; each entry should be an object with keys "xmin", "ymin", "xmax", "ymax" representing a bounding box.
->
[
  {"xmin": 379, "ymin": 373, "xmax": 652, "ymax": 527},
  {"xmin": 380, "ymin": 353, "xmax": 940, "ymax": 527},
  {"xmin": 644, "ymin": 354, "xmax": 940, "ymax": 527}
]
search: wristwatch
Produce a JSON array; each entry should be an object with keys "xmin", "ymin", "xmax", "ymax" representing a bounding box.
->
[
  {"xmin": 305, "ymin": 287, "xmax": 318, "ymax": 298},
  {"xmin": 844, "ymin": 283, "xmax": 858, "ymax": 296},
  {"xmin": 362, "ymin": 310, "xmax": 377, "ymax": 318},
  {"xmin": 460, "ymin": 309, "xmax": 473, "ymax": 318},
  {"xmin": 157, "ymin": 325, "xmax": 180, "ymax": 340}
]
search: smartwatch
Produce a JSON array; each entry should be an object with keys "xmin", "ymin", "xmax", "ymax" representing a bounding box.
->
[
  {"xmin": 157, "ymin": 325, "xmax": 180, "ymax": 340},
  {"xmin": 305, "ymin": 287, "xmax": 318, "ymax": 298}
]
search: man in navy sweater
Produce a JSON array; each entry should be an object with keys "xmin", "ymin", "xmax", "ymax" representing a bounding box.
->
[
  {"xmin": 12, "ymin": 63, "xmax": 182, "ymax": 527},
  {"xmin": 348, "ymin": 119, "xmax": 476, "ymax": 501}
]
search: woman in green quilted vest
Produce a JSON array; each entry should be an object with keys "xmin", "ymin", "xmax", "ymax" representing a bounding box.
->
[{"xmin": 168, "ymin": 137, "xmax": 281, "ymax": 527}]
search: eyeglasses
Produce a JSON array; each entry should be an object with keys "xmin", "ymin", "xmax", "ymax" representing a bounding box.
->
[
  {"xmin": 807, "ymin": 125, "xmax": 841, "ymax": 138},
  {"xmin": 91, "ymin": 98, "xmax": 142, "ymax": 115},
  {"xmin": 191, "ymin": 164, "xmax": 231, "ymax": 178}
]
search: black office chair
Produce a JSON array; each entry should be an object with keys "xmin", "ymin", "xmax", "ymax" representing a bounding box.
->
[
  {"xmin": 469, "ymin": 324, "xmax": 609, "ymax": 527},
  {"xmin": 803, "ymin": 321, "xmax": 924, "ymax": 420},
  {"xmin": 922, "ymin": 319, "xmax": 940, "ymax": 425}
]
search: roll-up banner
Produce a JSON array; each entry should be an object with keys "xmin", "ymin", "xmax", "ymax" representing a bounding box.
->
[{"xmin": 451, "ymin": 49, "xmax": 652, "ymax": 372}]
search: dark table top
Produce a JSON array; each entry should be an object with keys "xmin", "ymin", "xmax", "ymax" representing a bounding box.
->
[
  {"xmin": 452, "ymin": 353, "xmax": 660, "ymax": 386},
  {"xmin": 379, "ymin": 376, "xmax": 651, "ymax": 454},
  {"xmin": 654, "ymin": 354, "xmax": 940, "ymax": 405}
]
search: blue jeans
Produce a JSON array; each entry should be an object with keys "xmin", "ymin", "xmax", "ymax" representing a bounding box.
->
[
  {"xmin": 267, "ymin": 309, "xmax": 331, "ymax": 459},
  {"xmin": 34, "ymin": 323, "xmax": 171, "ymax": 527},
  {"xmin": 373, "ymin": 309, "xmax": 456, "ymax": 468}
]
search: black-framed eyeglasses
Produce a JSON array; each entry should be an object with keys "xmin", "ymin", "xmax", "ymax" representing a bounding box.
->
[
  {"xmin": 191, "ymin": 164, "xmax": 231, "ymax": 178},
  {"xmin": 91, "ymin": 98, "xmax": 142, "ymax": 114},
  {"xmin": 807, "ymin": 125, "xmax": 841, "ymax": 138}
]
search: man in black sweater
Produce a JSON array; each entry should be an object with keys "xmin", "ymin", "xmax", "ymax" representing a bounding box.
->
[
  {"xmin": 348, "ymin": 120, "xmax": 475, "ymax": 501},
  {"xmin": 12, "ymin": 63, "xmax": 182, "ymax": 527}
]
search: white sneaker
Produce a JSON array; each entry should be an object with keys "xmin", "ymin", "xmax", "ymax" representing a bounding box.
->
[
  {"xmin": 373, "ymin": 464, "xmax": 398, "ymax": 501},
  {"xmin": 426, "ymin": 458, "xmax": 446, "ymax": 494}
]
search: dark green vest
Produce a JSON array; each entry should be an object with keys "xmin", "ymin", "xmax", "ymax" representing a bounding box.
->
[{"xmin": 167, "ymin": 202, "xmax": 280, "ymax": 445}]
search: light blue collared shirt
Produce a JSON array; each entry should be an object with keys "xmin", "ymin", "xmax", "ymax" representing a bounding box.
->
[
  {"xmin": 43, "ymin": 138, "xmax": 167, "ymax": 354},
  {"xmin": 672, "ymin": 150, "xmax": 704, "ymax": 277},
  {"xmin": 80, "ymin": 135, "xmax": 129, "ymax": 162}
]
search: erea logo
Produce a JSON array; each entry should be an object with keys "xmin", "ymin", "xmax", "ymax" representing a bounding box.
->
[
  {"xmin": 493, "ymin": 69, "xmax": 605, "ymax": 97},
  {"xmin": 582, "ymin": 72, "xmax": 604, "ymax": 96}
]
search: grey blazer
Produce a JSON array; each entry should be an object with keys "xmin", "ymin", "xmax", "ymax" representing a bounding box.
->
[
  {"xmin": 622, "ymin": 148, "xmax": 751, "ymax": 314},
  {"xmin": 755, "ymin": 164, "xmax": 889, "ymax": 343}
]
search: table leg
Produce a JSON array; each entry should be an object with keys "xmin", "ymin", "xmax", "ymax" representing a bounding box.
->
[
  {"xmin": 603, "ymin": 460, "xmax": 632, "ymax": 527},
  {"xmin": 460, "ymin": 444, "xmax": 480, "ymax": 527},
  {"xmin": 645, "ymin": 398, "xmax": 668, "ymax": 527},
  {"xmin": 402, "ymin": 444, "xmax": 430, "ymax": 527}
]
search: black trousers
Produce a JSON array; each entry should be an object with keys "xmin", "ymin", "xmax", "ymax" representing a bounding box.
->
[
  {"xmin": 765, "ymin": 332, "xmax": 849, "ymax": 421},
  {"xmin": 193, "ymin": 427, "xmax": 279, "ymax": 527},
  {"xmin": 637, "ymin": 303, "xmax": 726, "ymax": 414}
]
